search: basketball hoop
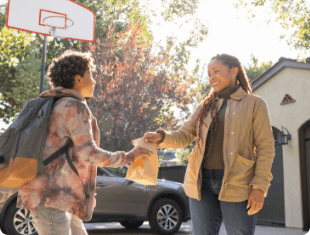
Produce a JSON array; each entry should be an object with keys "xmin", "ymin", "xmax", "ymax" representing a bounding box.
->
[
  {"xmin": 43, "ymin": 16, "xmax": 74, "ymax": 39},
  {"xmin": 7, "ymin": 0, "xmax": 95, "ymax": 93}
]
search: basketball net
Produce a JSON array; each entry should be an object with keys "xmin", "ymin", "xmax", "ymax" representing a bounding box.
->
[{"xmin": 43, "ymin": 16, "xmax": 74, "ymax": 39}]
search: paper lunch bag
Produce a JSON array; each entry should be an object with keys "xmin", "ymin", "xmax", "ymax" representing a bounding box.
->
[{"xmin": 125, "ymin": 137, "xmax": 158, "ymax": 185}]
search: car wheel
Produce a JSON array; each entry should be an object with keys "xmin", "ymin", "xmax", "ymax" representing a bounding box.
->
[
  {"xmin": 149, "ymin": 198, "xmax": 182, "ymax": 234},
  {"xmin": 120, "ymin": 221, "xmax": 144, "ymax": 229},
  {"xmin": 4, "ymin": 202, "xmax": 37, "ymax": 235}
]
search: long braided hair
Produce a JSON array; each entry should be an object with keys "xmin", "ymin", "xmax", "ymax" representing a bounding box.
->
[{"xmin": 196, "ymin": 54, "xmax": 252, "ymax": 155}]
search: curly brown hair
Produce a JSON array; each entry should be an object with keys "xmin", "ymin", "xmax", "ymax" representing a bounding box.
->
[
  {"xmin": 47, "ymin": 50, "xmax": 95, "ymax": 89},
  {"xmin": 196, "ymin": 54, "xmax": 252, "ymax": 155}
]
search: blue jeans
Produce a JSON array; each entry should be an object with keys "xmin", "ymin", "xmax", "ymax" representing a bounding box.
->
[{"xmin": 189, "ymin": 168, "xmax": 258, "ymax": 235}]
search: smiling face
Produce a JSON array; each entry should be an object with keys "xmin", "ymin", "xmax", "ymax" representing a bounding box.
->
[
  {"xmin": 208, "ymin": 59, "xmax": 239, "ymax": 93},
  {"xmin": 74, "ymin": 69, "xmax": 96, "ymax": 98}
]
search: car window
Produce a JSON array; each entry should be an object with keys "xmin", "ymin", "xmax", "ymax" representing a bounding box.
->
[
  {"xmin": 105, "ymin": 167, "xmax": 127, "ymax": 178},
  {"xmin": 97, "ymin": 167, "xmax": 127, "ymax": 178},
  {"xmin": 97, "ymin": 167, "xmax": 112, "ymax": 177}
]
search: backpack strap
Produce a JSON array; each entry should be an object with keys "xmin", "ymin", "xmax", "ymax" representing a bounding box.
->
[
  {"xmin": 42, "ymin": 139, "xmax": 90, "ymax": 199},
  {"xmin": 64, "ymin": 145, "xmax": 90, "ymax": 199},
  {"xmin": 41, "ymin": 96, "xmax": 74, "ymax": 166},
  {"xmin": 42, "ymin": 139, "xmax": 72, "ymax": 166}
]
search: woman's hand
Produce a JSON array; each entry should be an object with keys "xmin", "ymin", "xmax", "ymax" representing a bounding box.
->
[
  {"xmin": 144, "ymin": 132, "xmax": 163, "ymax": 143},
  {"xmin": 125, "ymin": 146, "xmax": 153, "ymax": 163},
  {"xmin": 247, "ymin": 188, "xmax": 265, "ymax": 215}
]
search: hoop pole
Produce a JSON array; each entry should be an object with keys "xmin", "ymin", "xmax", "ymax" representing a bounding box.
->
[{"xmin": 40, "ymin": 35, "xmax": 47, "ymax": 93}]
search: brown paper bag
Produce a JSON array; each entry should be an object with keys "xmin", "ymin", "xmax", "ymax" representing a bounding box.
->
[{"xmin": 125, "ymin": 137, "xmax": 158, "ymax": 185}]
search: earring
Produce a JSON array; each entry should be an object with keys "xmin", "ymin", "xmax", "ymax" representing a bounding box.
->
[{"xmin": 232, "ymin": 76, "xmax": 236, "ymax": 81}]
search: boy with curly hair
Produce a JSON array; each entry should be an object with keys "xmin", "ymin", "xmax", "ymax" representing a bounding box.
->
[{"xmin": 16, "ymin": 50, "xmax": 152, "ymax": 235}]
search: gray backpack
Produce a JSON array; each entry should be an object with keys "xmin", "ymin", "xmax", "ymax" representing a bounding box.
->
[{"xmin": 0, "ymin": 95, "xmax": 89, "ymax": 198}]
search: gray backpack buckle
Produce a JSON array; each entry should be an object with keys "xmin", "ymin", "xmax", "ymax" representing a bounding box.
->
[{"xmin": 37, "ymin": 110, "xmax": 44, "ymax": 118}]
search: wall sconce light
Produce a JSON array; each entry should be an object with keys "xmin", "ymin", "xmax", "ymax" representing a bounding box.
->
[{"xmin": 277, "ymin": 126, "xmax": 292, "ymax": 145}]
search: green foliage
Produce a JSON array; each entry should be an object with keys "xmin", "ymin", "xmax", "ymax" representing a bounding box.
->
[
  {"xmin": 235, "ymin": 0, "xmax": 310, "ymax": 57},
  {"xmin": 0, "ymin": 11, "xmax": 5, "ymax": 29},
  {"xmin": 77, "ymin": 0, "xmax": 153, "ymax": 52},
  {"xmin": 244, "ymin": 54, "xmax": 272, "ymax": 81},
  {"xmin": 157, "ymin": 150, "xmax": 166, "ymax": 167},
  {"xmin": 193, "ymin": 62, "xmax": 212, "ymax": 103},
  {"xmin": 196, "ymin": 80, "xmax": 211, "ymax": 102},
  {"xmin": 158, "ymin": 0, "xmax": 199, "ymax": 21},
  {"xmin": 0, "ymin": 27, "xmax": 42, "ymax": 123},
  {"xmin": 158, "ymin": 155, "xmax": 166, "ymax": 167},
  {"xmin": 175, "ymin": 142, "xmax": 195, "ymax": 165}
]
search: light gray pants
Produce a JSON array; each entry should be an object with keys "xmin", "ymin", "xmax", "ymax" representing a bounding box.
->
[{"xmin": 31, "ymin": 199, "xmax": 88, "ymax": 235}]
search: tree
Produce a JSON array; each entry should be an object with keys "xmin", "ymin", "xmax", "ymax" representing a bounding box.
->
[
  {"xmin": 244, "ymin": 54, "xmax": 272, "ymax": 81},
  {"xmin": 0, "ymin": 5, "xmax": 5, "ymax": 28},
  {"xmin": 88, "ymin": 23, "xmax": 198, "ymax": 151},
  {"xmin": 0, "ymin": 0, "xmax": 153, "ymax": 123},
  {"xmin": 0, "ymin": 27, "xmax": 44, "ymax": 123},
  {"xmin": 0, "ymin": 0, "xmax": 208, "ymax": 123},
  {"xmin": 235, "ymin": 0, "xmax": 310, "ymax": 57}
]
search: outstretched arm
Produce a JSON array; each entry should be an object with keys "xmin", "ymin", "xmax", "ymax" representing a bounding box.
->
[
  {"xmin": 64, "ymin": 99, "xmax": 152, "ymax": 168},
  {"xmin": 144, "ymin": 103, "xmax": 202, "ymax": 149}
]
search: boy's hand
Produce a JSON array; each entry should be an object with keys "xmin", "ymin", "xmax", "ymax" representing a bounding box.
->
[
  {"xmin": 126, "ymin": 146, "xmax": 153, "ymax": 163},
  {"xmin": 144, "ymin": 132, "xmax": 163, "ymax": 143}
]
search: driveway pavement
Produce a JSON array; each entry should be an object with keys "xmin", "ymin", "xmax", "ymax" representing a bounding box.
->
[{"xmin": 85, "ymin": 221, "xmax": 309, "ymax": 235}]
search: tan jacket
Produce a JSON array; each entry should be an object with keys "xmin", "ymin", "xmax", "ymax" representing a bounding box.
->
[{"xmin": 158, "ymin": 87, "xmax": 275, "ymax": 202}]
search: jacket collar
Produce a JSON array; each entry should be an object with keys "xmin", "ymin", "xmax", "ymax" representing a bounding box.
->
[
  {"xmin": 230, "ymin": 86, "xmax": 248, "ymax": 100},
  {"xmin": 214, "ymin": 85, "xmax": 247, "ymax": 101}
]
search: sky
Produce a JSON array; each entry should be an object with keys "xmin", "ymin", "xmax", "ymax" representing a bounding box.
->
[{"xmin": 0, "ymin": 0, "xmax": 304, "ymax": 131}]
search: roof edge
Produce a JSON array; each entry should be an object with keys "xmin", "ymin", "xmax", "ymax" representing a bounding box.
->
[{"xmin": 251, "ymin": 58, "xmax": 310, "ymax": 91}]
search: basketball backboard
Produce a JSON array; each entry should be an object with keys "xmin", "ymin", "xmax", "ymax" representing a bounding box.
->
[{"xmin": 6, "ymin": 0, "xmax": 95, "ymax": 42}]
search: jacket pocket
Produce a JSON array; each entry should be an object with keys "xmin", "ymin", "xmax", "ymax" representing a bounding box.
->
[
  {"xmin": 228, "ymin": 153, "xmax": 255, "ymax": 187},
  {"xmin": 184, "ymin": 146, "xmax": 198, "ymax": 185}
]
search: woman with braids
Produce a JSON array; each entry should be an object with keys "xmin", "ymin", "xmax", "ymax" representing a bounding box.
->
[
  {"xmin": 16, "ymin": 50, "xmax": 152, "ymax": 235},
  {"xmin": 144, "ymin": 54, "xmax": 275, "ymax": 235}
]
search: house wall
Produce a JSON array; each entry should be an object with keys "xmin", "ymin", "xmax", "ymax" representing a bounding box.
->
[{"xmin": 252, "ymin": 67, "xmax": 310, "ymax": 229}]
